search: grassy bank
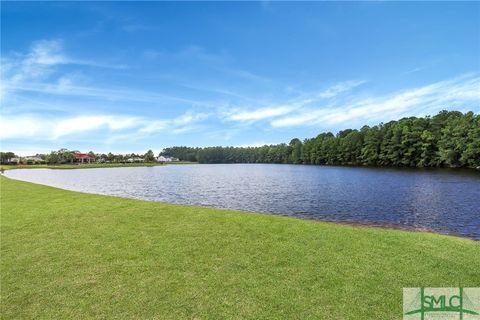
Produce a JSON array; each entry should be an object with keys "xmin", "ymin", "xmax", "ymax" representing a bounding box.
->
[
  {"xmin": 1, "ymin": 177, "xmax": 478, "ymax": 319},
  {"xmin": 0, "ymin": 161, "xmax": 196, "ymax": 171}
]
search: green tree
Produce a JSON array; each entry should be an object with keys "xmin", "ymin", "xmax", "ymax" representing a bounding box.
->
[
  {"xmin": 144, "ymin": 150, "xmax": 155, "ymax": 162},
  {"xmin": 289, "ymin": 138, "xmax": 303, "ymax": 164},
  {"xmin": 418, "ymin": 130, "xmax": 437, "ymax": 167},
  {"xmin": 0, "ymin": 152, "xmax": 16, "ymax": 164}
]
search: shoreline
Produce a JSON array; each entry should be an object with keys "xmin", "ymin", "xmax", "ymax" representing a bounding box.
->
[
  {"xmin": 176, "ymin": 205, "xmax": 479, "ymax": 241},
  {"xmin": 2, "ymin": 174, "xmax": 477, "ymax": 241},
  {"xmin": 2, "ymin": 161, "xmax": 479, "ymax": 172},
  {"xmin": 310, "ymin": 218, "xmax": 477, "ymax": 241}
]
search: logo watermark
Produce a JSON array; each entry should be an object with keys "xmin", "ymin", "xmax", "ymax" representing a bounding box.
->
[{"xmin": 404, "ymin": 288, "xmax": 480, "ymax": 319}]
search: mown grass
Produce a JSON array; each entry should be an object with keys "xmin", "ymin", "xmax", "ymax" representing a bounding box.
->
[
  {"xmin": 0, "ymin": 176, "xmax": 478, "ymax": 319},
  {"xmin": 0, "ymin": 162, "xmax": 196, "ymax": 171}
]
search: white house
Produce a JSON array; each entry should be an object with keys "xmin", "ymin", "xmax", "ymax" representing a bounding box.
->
[
  {"xmin": 156, "ymin": 156, "xmax": 179, "ymax": 162},
  {"xmin": 8, "ymin": 156, "xmax": 44, "ymax": 164},
  {"xmin": 24, "ymin": 156, "xmax": 44, "ymax": 163},
  {"xmin": 9, "ymin": 157, "xmax": 20, "ymax": 164},
  {"xmin": 156, "ymin": 156, "xmax": 171, "ymax": 162}
]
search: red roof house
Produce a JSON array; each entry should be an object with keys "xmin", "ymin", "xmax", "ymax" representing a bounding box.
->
[{"xmin": 74, "ymin": 153, "xmax": 93, "ymax": 164}]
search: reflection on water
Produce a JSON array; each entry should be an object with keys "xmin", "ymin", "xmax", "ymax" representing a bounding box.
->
[{"xmin": 5, "ymin": 164, "xmax": 480, "ymax": 239}]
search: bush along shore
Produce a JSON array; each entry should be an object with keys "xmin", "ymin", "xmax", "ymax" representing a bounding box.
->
[
  {"xmin": 0, "ymin": 162, "xmax": 197, "ymax": 171},
  {"xmin": 1, "ymin": 176, "xmax": 479, "ymax": 319}
]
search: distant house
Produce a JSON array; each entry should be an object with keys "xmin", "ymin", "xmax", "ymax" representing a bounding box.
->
[
  {"xmin": 156, "ymin": 156, "xmax": 170, "ymax": 162},
  {"xmin": 23, "ymin": 156, "xmax": 45, "ymax": 164},
  {"xmin": 156, "ymin": 156, "xmax": 179, "ymax": 162},
  {"xmin": 7, "ymin": 156, "xmax": 44, "ymax": 164},
  {"xmin": 126, "ymin": 157, "xmax": 145, "ymax": 163},
  {"xmin": 74, "ymin": 153, "xmax": 93, "ymax": 164},
  {"xmin": 9, "ymin": 157, "xmax": 20, "ymax": 164}
]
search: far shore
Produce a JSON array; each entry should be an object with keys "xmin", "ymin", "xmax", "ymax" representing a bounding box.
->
[{"xmin": 0, "ymin": 161, "xmax": 197, "ymax": 171}]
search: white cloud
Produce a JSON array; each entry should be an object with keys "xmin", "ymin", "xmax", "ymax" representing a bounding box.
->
[
  {"xmin": 137, "ymin": 110, "xmax": 209, "ymax": 135},
  {"xmin": 138, "ymin": 120, "xmax": 170, "ymax": 134},
  {"xmin": 22, "ymin": 39, "xmax": 124, "ymax": 69},
  {"xmin": 1, "ymin": 39, "xmax": 126, "ymax": 96},
  {"xmin": 171, "ymin": 126, "xmax": 202, "ymax": 134},
  {"xmin": 52, "ymin": 115, "xmax": 141, "ymax": 138},
  {"xmin": 173, "ymin": 111, "xmax": 209, "ymax": 126},
  {"xmin": 0, "ymin": 114, "xmax": 142, "ymax": 140},
  {"xmin": 4, "ymin": 81, "xmax": 211, "ymax": 107},
  {"xmin": 223, "ymin": 80, "xmax": 365, "ymax": 124},
  {"xmin": 26, "ymin": 40, "xmax": 68, "ymax": 66},
  {"xmin": 2, "ymin": 40, "xmax": 63, "ymax": 86},
  {"xmin": 271, "ymin": 74, "xmax": 480, "ymax": 128},
  {"xmin": 317, "ymin": 80, "xmax": 366, "ymax": 99},
  {"xmin": 0, "ymin": 108, "xmax": 210, "ymax": 143},
  {"xmin": 4, "ymin": 40, "xmax": 72, "ymax": 85},
  {"xmin": 0, "ymin": 115, "xmax": 51, "ymax": 139},
  {"xmin": 226, "ymin": 106, "xmax": 294, "ymax": 122},
  {"xmin": 270, "ymin": 112, "xmax": 320, "ymax": 128}
]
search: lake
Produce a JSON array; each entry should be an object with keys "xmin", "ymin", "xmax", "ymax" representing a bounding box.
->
[{"xmin": 5, "ymin": 164, "xmax": 480, "ymax": 239}]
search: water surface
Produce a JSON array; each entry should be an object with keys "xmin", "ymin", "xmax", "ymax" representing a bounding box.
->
[{"xmin": 5, "ymin": 164, "xmax": 480, "ymax": 239}]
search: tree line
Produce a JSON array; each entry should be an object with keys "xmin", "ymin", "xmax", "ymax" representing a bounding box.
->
[
  {"xmin": 0, "ymin": 149, "xmax": 157, "ymax": 164},
  {"xmin": 161, "ymin": 110, "xmax": 480, "ymax": 168},
  {"xmin": 43, "ymin": 149, "xmax": 157, "ymax": 164},
  {"xmin": 0, "ymin": 152, "xmax": 18, "ymax": 164}
]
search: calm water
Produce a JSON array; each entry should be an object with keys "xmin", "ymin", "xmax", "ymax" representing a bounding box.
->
[{"xmin": 5, "ymin": 164, "xmax": 480, "ymax": 239}]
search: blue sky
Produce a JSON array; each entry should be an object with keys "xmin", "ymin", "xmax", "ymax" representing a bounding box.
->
[{"xmin": 1, "ymin": 2, "xmax": 479, "ymax": 155}]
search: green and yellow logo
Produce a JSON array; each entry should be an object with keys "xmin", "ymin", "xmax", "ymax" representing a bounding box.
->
[{"xmin": 403, "ymin": 288, "xmax": 480, "ymax": 319}]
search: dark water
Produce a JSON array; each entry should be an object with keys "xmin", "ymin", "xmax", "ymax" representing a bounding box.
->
[{"xmin": 5, "ymin": 164, "xmax": 480, "ymax": 239}]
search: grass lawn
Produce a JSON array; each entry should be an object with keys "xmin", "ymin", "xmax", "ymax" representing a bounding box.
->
[
  {"xmin": 0, "ymin": 162, "xmax": 196, "ymax": 171},
  {"xmin": 1, "ymin": 176, "xmax": 478, "ymax": 319}
]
